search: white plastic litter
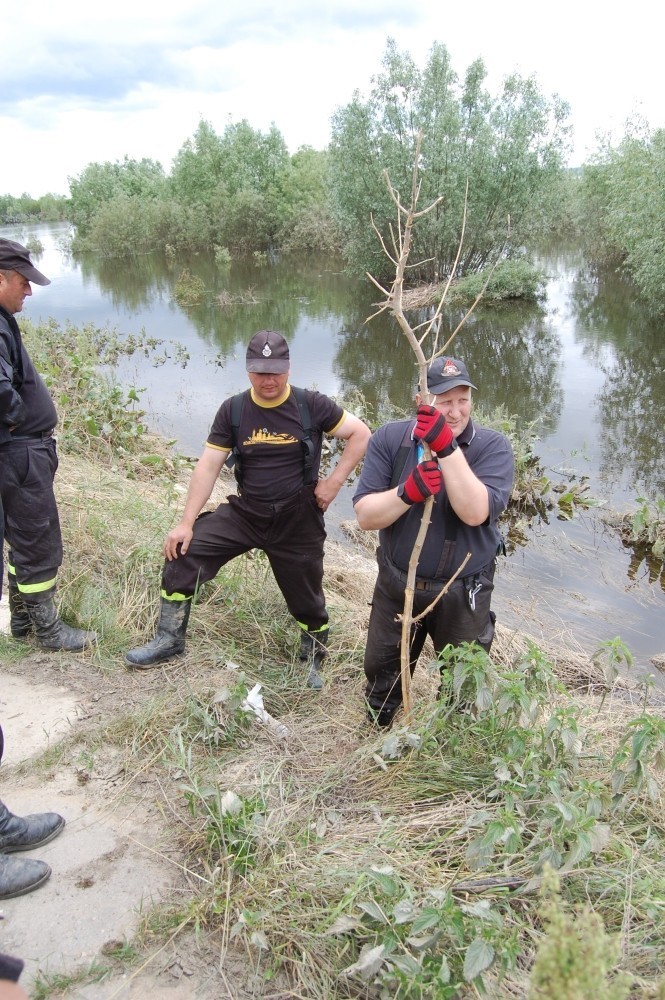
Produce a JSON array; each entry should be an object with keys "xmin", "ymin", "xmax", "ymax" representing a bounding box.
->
[{"xmin": 242, "ymin": 683, "xmax": 289, "ymax": 739}]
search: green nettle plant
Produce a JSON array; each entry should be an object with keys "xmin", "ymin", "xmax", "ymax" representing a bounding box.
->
[
  {"xmin": 591, "ymin": 636, "xmax": 634, "ymax": 689},
  {"xmin": 438, "ymin": 642, "xmax": 499, "ymax": 712},
  {"xmin": 333, "ymin": 868, "xmax": 523, "ymax": 997},
  {"xmin": 375, "ymin": 639, "xmax": 626, "ymax": 881},
  {"xmin": 610, "ymin": 714, "xmax": 665, "ymax": 807}
]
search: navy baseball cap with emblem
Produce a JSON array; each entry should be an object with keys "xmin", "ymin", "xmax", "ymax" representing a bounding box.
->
[
  {"xmin": 0, "ymin": 238, "xmax": 51, "ymax": 285},
  {"xmin": 427, "ymin": 357, "xmax": 477, "ymax": 394},
  {"xmin": 246, "ymin": 330, "xmax": 290, "ymax": 373}
]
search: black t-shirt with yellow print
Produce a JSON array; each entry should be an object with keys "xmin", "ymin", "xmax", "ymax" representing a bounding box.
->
[{"xmin": 207, "ymin": 385, "xmax": 345, "ymax": 501}]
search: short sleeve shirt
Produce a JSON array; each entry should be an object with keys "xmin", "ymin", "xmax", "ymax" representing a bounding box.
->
[
  {"xmin": 353, "ymin": 418, "xmax": 514, "ymax": 578},
  {"xmin": 208, "ymin": 386, "xmax": 345, "ymax": 501}
]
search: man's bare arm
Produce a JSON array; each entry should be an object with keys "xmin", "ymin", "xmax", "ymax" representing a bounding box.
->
[
  {"xmin": 163, "ymin": 446, "xmax": 229, "ymax": 559},
  {"xmin": 314, "ymin": 414, "xmax": 370, "ymax": 510}
]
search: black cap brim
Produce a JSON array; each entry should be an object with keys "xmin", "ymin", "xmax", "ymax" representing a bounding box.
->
[
  {"xmin": 246, "ymin": 360, "xmax": 290, "ymax": 373},
  {"xmin": 16, "ymin": 261, "xmax": 51, "ymax": 286},
  {"xmin": 428, "ymin": 377, "xmax": 477, "ymax": 394}
]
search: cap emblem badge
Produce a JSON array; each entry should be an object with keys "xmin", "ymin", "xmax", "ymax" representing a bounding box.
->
[{"xmin": 442, "ymin": 359, "xmax": 461, "ymax": 377}]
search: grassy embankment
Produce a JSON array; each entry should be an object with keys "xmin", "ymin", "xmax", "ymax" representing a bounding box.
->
[{"xmin": 3, "ymin": 318, "xmax": 664, "ymax": 999}]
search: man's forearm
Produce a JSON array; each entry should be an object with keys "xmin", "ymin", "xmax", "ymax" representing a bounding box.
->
[
  {"xmin": 179, "ymin": 462, "xmax": 220, "ymax": 526},
  {"xmin": 439, "ymin": 449, "xmax": 489, "ymax": 525},
  {"xmin": 354, "ymin": 489, "xmax": 406, "ymax": 530},
  {"xmin": 327, "ymin": 423, "xmax": 371, "ymax": 490},
  {"xmin": 0, "ymin": 379, "xmax": 24, "ymax": 428},
  {"xmin": 328, "ymin": 440, "xmax": 366, "ymax": 489}
]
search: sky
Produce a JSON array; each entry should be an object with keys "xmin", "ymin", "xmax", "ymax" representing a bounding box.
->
[{"xmin": 2, "ymin": 0, "xmax": 662, "ymax": 197}]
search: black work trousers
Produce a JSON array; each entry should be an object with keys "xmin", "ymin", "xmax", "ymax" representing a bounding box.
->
[
  {"xmin": 364, "ymin": 546, "xmax": 496, "ymax": 716},
  {"xmin": 0, "ymin": 438, "xmax": 63, "ymax": 590},
  {"xmin": 162, "ymin": 485, "xmax": 328, "ymax": 631}
]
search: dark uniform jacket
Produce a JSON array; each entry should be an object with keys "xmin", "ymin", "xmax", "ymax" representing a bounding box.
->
[{"xmin": 0, "ymin": 306, "xmax": 57, "ymax": 445}]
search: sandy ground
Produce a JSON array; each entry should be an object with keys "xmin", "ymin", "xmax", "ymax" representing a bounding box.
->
[{"xmin": 0, "ymin": 597, "xmax": 219, "ymax": 999}]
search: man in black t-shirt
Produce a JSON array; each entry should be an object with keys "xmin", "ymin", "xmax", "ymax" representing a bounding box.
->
[
  {"xmin": 126, "ymin": 330, "xmax": 370, "ymax": 688},
  {"xmin": 0, "ymin": 239, "xmax": 95, "ymax": 651}
]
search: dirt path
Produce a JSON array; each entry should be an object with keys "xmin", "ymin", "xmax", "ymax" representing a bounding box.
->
[{"xmin": 0, "ymin": 600, "xmax": 220, "ymax": 998}]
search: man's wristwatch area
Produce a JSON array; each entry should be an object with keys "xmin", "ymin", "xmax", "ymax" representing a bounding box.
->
[{"xmin": 437, "ymin": 437, "xmax": 458, "ymax": 458}]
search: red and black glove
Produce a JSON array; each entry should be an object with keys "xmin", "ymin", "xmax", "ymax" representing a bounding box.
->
[
  {"xmin": 399, "ymin": 460, "xmax": 442, "ymax": 505},
  {"xmin": 414, "ymin": 404, "xmax": 453, "ymax": 454}
]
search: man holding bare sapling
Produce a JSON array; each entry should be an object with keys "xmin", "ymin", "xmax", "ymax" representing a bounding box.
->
[{"xmin": 353, "ymin": 357, "xmax": 514, "ymax": 727}]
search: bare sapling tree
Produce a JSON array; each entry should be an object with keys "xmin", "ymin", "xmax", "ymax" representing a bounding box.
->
[{"xmin": 366, "ymin": 131, "xmax": 504, "ymax": 721}]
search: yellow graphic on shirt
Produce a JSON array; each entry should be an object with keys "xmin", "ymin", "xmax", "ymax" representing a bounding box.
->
[{"xmin": 242, "ymin": 429, "xmax": 298, "ymax": 446}]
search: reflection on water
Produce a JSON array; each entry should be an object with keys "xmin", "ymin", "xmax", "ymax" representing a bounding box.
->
[{"xmin": 5, "ymin": 222, "xmax": 665, "ymax": 669}]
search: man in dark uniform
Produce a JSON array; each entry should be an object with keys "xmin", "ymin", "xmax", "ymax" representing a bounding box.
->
[
  {"xmin": 353, "ymin": 357, "xmax": 514, "ymax": 726},
  {"xmin": 0, "ymin": 238, "xmax": 95, "ymax": 650},
  {"xmin": 126, "ymin": 330, "xmax": 370, "ymax": 688}
]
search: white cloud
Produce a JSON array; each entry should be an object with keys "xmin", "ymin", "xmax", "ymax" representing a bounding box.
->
[{"xmin": 2, "ymin": 0, "xmax": 663, "ymax": 196}]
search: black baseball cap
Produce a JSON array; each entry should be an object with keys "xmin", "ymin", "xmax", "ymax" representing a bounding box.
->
[
  {"xmin": 0, "ymin": 239, "xmax": 50, "ymax": 285},
  {"xmin": 427, "ymin": 357, "xmax": 477, "ymax": 394},
  {"xmin": 246, "ymin": 331, "xmax": 290, "ymax": 373}
]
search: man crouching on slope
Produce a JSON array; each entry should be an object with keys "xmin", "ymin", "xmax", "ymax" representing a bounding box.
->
[{"xmin": 125, "ymin": 330, "xmax": 370, "ymax": 689}]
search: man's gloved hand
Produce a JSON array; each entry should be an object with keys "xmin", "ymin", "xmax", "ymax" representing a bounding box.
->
[
  {"xmin": 414, "ymin": 404, "xmax": 453, "ymax": 453},
  {"xmin": 401, "ymin": 460, "xmax": 442, "ymax": 505}
]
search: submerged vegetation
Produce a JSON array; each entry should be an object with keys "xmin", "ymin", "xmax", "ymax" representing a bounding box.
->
[
  {"xmin": 2, "ymin": 318, "xmax": 663, "ymax": 995},
  {"xmin": 576, "ymin": 122, "xmax": 665, "ymax": 314}
]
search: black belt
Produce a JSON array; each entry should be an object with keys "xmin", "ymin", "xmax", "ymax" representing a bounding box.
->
[
  {"xmin": 239, "ymin": 483, "xmax": 314, "ymax": 514},
  {"xmin": 390, "ymin": 562, "xmax": 446, "ymax": 592},
  {"xmin": 7, "ymin": 429, "xmax": 54, "ymax": 441}
]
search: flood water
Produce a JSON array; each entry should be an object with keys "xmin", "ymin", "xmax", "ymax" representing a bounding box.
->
[{"xmin": 5, "ymin": 222, "xmax": 665, "ymax": 674}]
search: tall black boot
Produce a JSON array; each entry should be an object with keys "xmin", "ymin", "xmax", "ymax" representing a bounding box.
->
[
  {"xmin": 299, "ymin": 627, "xmax": 329, "ymax": 691},
  {"xmin": 22, "ymin": 589, "xmax": 96, "ymax": 651},
  {"xmin": 125, "ymin": 597, "xmax": 191, "ymax": 669},
  {"xmin": 8, "ymin": 576, "xmax": 32, "ymax": 639}
]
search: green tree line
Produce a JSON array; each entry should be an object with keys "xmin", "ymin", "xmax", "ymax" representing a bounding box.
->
[
  {"xmin": 0, "ymin": 191, "xmax": 69, "ymax": 224},
  {"xmin": 43, "ymin": 40, "xmax": 576, "ymax": 281},
  {"xmin": 3, "ymin": 39, "xmax": 663, "ymax": 311}
]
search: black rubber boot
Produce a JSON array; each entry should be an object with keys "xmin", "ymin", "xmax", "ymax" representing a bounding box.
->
[
  {"xmin": 299, "ymin": 628, "xmax": 329, "ymax": 691},
  {"xmin": 366, "ymin": 702, "xmax": 398, "ymax": 728},
  {"xmin": 22, "ymin": 590, "xmax": 97, "ymax": 651},
  {"xmin": 125, "ymin": 597, "xmax": 191, "ymax": 669},
  {"xmin": 0, "ymin": 800, "xmax": 65, "ymax": 853},
  {"xmin": 8, "ymin": 576, "xmax": 32, "ymax": 639},
  {"xmin": 0, "ymin": 854, "xmax": 52, "ymax": 899}
]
